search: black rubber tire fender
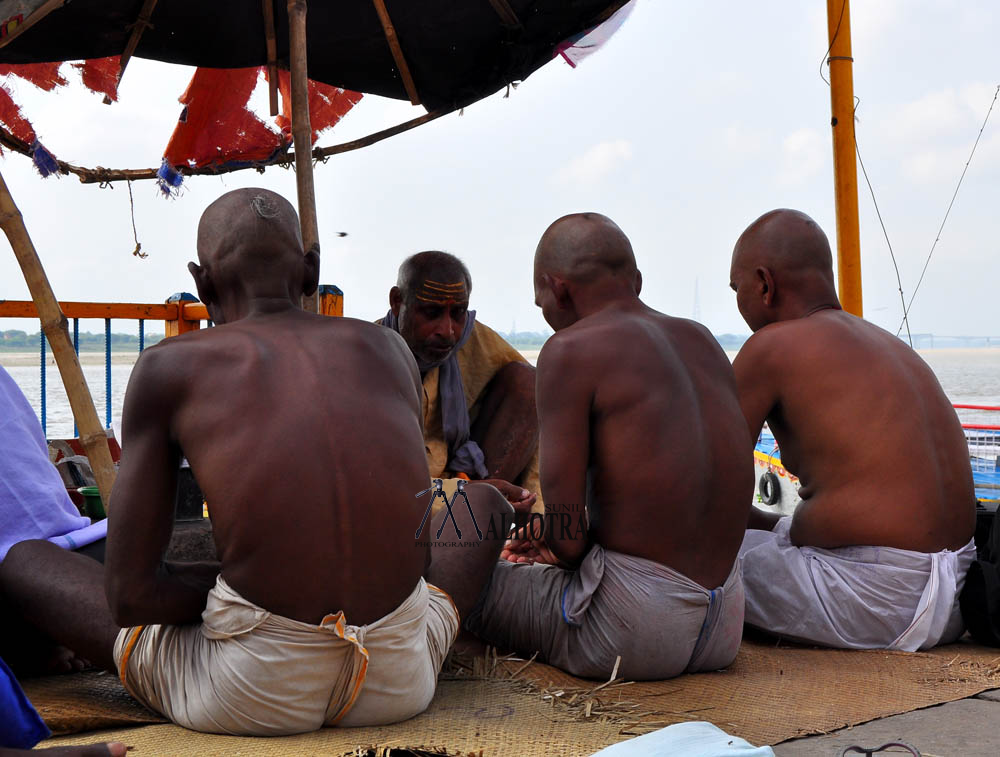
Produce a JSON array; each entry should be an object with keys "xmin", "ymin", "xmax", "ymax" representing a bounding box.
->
[{"xmin": 758, "ymin": 471, "xmax": 781, "ymax": 506}]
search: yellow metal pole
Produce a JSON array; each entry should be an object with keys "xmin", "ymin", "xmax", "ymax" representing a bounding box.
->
[{"xmin": 826, "ymin": 0, "xmax": 863, "ymax": 316}]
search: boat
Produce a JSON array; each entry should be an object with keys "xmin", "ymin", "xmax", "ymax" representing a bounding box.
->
[{"xmin": 753, "ymin": 404, "xmax": 1000, "ymax": 513}]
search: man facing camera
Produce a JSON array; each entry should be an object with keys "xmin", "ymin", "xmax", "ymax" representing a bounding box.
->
[{"xmin": 383, "ymin": 251, "xmax": 541, "ymax": 509}]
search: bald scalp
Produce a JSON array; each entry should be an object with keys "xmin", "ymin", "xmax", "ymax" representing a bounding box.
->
[
  {"xmin": 396, "ymin": 251, "xmax": 472, "ymax": 303},
  {"xmin": 733, "ymin": 209, "xmax": 833, "ymax": 278},
  {"xmin": 535, "ymin": 213, "xmax": 636, "ymax": 283},
  {"xmin": 197, "ymin": 188, "xmax": 303, "ymax": 270}
]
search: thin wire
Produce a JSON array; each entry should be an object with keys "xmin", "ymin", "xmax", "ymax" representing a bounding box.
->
[
  {"xmin": 819, "ymin": 0, "xmax": 848, "ymax": 86},
  {"xmin": 896, "ymin": 84, "xmax": 1000, "ymax": 335},
  {"xmin": 854, "ymin": 98, "xmax": 911, "ymax": 346},
  {"xmin": 127, "ymin": 179, "xmax": 147, "ymax": 259}
]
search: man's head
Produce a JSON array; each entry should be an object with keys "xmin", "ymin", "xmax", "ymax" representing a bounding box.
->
[
  {"xmin": 390, "ymin": 251, "xmax": 472, "ymax": 366},
  {"xmin": 533, "ymin": 213, "xmax": 641, "ymax": 331},
  {"xmin": 729, "ymin": 209, "xmax": 840, "ymax": 331},
  {"xmin": 190, "ymin": 188, "xmax": 318, "ymax": 324}
]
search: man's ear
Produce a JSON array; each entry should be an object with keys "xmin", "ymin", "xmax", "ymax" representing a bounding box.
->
[
  {"xmin": 633, "ymin": 269, "xmax": 643, "ymax": 296},
  {"xmin": 187, "ymin": 261, "xmax": 215, "ymax": 307},
  {"xmin": 301, "ymin": 244, "xmax": 320, "ymax": 297},
  {"xmin": 756, "ymin": 266, "xmax": 776, "ymax": 307},
  {"xmin": 389, "ymin": 286, "xmax": 404, "ymax": 316},
  {"xmin": 549, "ymin": 275, "xmax": 573, "ymax": 310}
]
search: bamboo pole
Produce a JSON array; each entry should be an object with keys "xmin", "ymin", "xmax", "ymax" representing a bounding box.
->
[
  {"xmin": 0, "ymin": 169, "xmax": 117, "ymax": 507},
  {"xmin": 262, "ymin": 0, "xmax": 279, "ymax": 116},
  {"xmin": 0, "ymin": 107, "xmax": 452, "ymax": 185},
  {"xmin": 116, "ymin": 0, "xmax": 160, "ymax": 90},
  {"xmin": 287, "ymin": 0, "xmax": 320, "ymax": 313},
  {"xmin": 826, "ymin": 0, "xmax": 863, "ymax": 317}
]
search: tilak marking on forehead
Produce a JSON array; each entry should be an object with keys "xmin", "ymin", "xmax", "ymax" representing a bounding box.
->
[{"xmin": 415, "ymin": 279, "xmax": 467, "ymax": 306}]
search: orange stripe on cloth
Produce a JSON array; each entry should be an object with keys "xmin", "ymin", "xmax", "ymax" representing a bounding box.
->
[
  {"xmin": 318, "ymin": 611, "xmax": 371, "ymax": 726},
  {"xmin": 117, "ymin": 626, "xmax": 146, "ymax": 694},
  {"xmin": 428, "ymin": 583, "xmax": 461, "ymax": 623}
]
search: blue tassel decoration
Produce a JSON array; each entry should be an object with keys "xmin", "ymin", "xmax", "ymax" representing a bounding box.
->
[
  {"xmin": 156, "ymin": 159, "xmax": 183, "ymax": 197},
  {"xmin": 30, "ymin": 141, "xmax": 59, "ymax": 178}
]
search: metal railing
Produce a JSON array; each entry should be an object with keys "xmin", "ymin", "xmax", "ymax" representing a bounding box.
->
[{"xmin": 0, "ymin": 285, "xmax": 344, "ymax": 435}]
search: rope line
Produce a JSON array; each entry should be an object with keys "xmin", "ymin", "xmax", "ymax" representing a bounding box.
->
[
  {"xmin": 896, "ymin": 84, "xmax": 1000, "ymax": 336},
  {"xmin": 127, "ymin": 179, "xmax": 146, "ymax": 258},
  {"xmin": 854, "ymin": 105, "xmax": 911, "ymax": 346},
  {"xmin": 819, "ymin": 0, "xmax": 848, "ymax": 86}
]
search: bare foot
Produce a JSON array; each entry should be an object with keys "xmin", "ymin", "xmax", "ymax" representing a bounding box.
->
[
  {"xmin": 0, "ymin": 742, "xmax": 126, "ymax": 756},
  {"xmin": 44, "ymin": 645, "xmax": 90, "ymax": 674}
]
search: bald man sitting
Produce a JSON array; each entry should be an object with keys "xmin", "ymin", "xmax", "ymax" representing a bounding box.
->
[
  {"xmin": 731, "ymin": 209, "xmax": 976, "ymax": 651},
  {"xmin": 465, "ymin": 214, "xmax": 753, "ymax": 681},
  {"xmin": 382, "ymin": 251, "xmax": 541, "ymax": 509},
  {"xmin": 0, "ymin": 189, "xmax": 512, "ymax": 735}
]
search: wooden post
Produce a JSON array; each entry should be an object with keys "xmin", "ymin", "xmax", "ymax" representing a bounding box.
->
[
  {"xmin": 262, "ymin": 0, "xmax": 279, "ymax": 116},
  {"xmin": 287, "ymin": 0, "xmax": 320, "ymax": 313},
  {"xmin": 318, "ymin": 284, "xmax": 343, "ymax": 317},
  {"xmin": 164, "ymin": 292, "xmax": 202, "ymax": 337},
  {"xmin": 826, "ymin": 0, "xmax": 863, "ymax": 316},
  {"xmin": 0, "ymin": 168, "xmax": 118, "ymax": 508}
]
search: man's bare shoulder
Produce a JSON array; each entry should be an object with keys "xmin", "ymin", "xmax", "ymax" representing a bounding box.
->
[
  {"xmin": 737, "ymin": 315, "xmax": 820, "ymax": 366},
  {"xmin": 536, "ymin": 326, "xmax": 593, "ymax": 374}
]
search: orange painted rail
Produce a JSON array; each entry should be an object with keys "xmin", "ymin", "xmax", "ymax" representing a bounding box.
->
[{"xmin": 1, "ymin": 287, "xmax": 342, "ymax": 435}]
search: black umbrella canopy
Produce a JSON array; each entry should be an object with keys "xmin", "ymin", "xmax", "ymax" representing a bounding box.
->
[{"xmin": 0, "ymin": 0, "xmax": 629, "ymax": 110}]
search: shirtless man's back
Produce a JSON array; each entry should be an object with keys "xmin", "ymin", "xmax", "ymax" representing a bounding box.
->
[
  {"xmin": 467, "ymin": 213, "xmax": 752, "ymax": 680},
  {"xmin": 540, "ymin": 305, "xmax": 751, "ymax": 590},
  {"xmin": 116, "ymin": 309, "xmax": 429, "ymax": 626},
  {"xmin": 731, "ymin": 208, "xmax": 976, "ymax": 651},
  {"xmin": 736, "ymin": 308, "xmax": 973, "ymax": 553},
  {"xmin": 0, "ymin": 189, "xmax": 511, "ymax": 735}
]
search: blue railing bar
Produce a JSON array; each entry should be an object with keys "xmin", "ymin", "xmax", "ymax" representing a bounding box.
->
[
  {"xmin": 104, "ymin": 318, "xmax": 112, "ymax": 428},
  {"xmin": 73, "ymin": 318, "xmax": 79, "ymax": 437},
  {"xmin": 139, "ymin": 320, "xmax": 145, "ymax": 353},
  {"xmin": 39, "ymin": 328, "xmax": 46, "ymax": 436}
]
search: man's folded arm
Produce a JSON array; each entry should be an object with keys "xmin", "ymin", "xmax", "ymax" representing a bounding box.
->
[
  {"xmin": 733, "ymin": 330, "xmax": 786, "ymax": 530},
  {"xmin": 535, "ymin": 337, "xmax": 591, "ymax": 566},
  {"xmin": 105, "ymin": 349, "xmax": 213, "ymax": 627}
]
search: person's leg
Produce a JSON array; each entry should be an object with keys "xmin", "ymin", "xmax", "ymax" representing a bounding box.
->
[
  {"xmin": 470, "ymin": 362, "xmax": 538, "ymax": 482},
  {"xmin": 0, "ymin": 541, "xmax": 119, "ymax": 673},
  {"xmin": 0, "ymin": 743, "xmax": 126, "ymax": 756},
  {"xmin": 425, "ymin": 483, "xmax": 513, "ymax": 619},
  {"xmin": 73, "ymin": 538, "xmax": 106, "ymax": 564}
]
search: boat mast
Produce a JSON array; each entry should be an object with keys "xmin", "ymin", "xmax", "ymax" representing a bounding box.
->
[{"xmin": 826, "ymin": 0, "xmax": 862, "ymax": 317}]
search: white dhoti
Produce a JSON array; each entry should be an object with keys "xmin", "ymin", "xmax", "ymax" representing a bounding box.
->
[
  {"xmin": 114, "ymin": 576, "xmax": 459, "ymax": 735},
  {"xmin": 739, "ymin": 516, "xmax": 976, "ymax": 651},
  {"xmin": 465, "ymin": 544, "xmax": 744, "ymax": 681}
]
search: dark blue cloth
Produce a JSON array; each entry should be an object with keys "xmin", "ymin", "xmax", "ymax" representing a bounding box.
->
[{"xmin": 0, "ymin": 656, "xmax": 50, "ymax": 749}]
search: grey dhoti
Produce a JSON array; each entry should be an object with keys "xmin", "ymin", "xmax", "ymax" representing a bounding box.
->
[{"xmin": 465, "ymin": 544, "xmax": 744, "ymax": 680}]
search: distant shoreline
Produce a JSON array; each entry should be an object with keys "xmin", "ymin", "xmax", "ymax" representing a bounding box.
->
[
  {"xmin": 5, "ymin": 346, "xmax": 1000, "ymax": 370},
  {"xmin": 0, "ymin": 352, "xmax": 141, "ymax": 367}
]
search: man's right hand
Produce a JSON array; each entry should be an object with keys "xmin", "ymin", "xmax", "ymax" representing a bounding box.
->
[
  {"xmin": 500, "ymin": 524, "xmax": 562, "ymax": 566},
  {"xmin": 481, "ymin": 478, "xmax": 537, "ymax": 511}
]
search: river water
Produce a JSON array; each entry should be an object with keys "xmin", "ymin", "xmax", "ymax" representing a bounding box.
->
[{"xmin": 2, "ymin": 347, "xmax": 1000, "ymax": 439}]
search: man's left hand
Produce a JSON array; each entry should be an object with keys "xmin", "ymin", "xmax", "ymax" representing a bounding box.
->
[{"xmin": 481, "ymin": 478, "xmax": 537, "ymax": 511}]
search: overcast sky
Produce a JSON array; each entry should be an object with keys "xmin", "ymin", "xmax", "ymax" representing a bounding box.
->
[{"xmin": 1, "ymin": 0, "xmax": 997, "ymax": 339}]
